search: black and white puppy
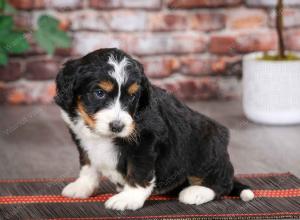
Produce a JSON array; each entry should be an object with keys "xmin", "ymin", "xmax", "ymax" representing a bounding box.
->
[{"xmin": 55, "ymin": 48, "xmax": 254, "ymax": 211}]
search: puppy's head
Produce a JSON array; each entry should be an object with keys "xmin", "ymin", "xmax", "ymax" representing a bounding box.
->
[{"xmin": 55, "ymin": 48, "xmax": 150, "ymax": 138}]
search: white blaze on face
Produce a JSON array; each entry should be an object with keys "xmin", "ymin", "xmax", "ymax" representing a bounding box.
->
[{"xmin": 94, "ymin": 55, "xmax": 134, "ymax": 137}]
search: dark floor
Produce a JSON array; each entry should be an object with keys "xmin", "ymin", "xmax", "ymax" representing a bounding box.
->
[{"xmin": 0, "ymin": 100, "xmax": 299, "ymax": 180}]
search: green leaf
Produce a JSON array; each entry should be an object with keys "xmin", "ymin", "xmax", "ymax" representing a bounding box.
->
[
  {"xmin": 3, "ymin": 3, "xmax": 16, "ymax": 14},
  {"xmin": 0, "ymin": 49, "xmax": 8, "ymax": 65},
  {"xmin": 0, "ymin": 28, "xmax": 10, "ymax": 43},
  {"xmin": 34, "ymin": 29, "xmax": 55, "ymax": 55},
  {"xmin": 0, "ymin": 0, "xmax": 16, "ymax": 14},
  {"xmin": 3, "ymin": 32, "xmax": 29, "ymax": 53},
  {"xmin": 35, "ymin": 14, "xmax": 71, "ymax": 55},
  {"xmin": 37, "ymin": 15, "xmax": 59, "ymax": 31},
  {"xmin": 48, "ymin": 30, "xmax": 71, "ymax": 48},
  {"xmin": 0, "ymin": 16, "xmax": 13, "ymax": 31},
  {"xmin": 0, "ymin": 0, "xmax": 5, "ymax": 10}
]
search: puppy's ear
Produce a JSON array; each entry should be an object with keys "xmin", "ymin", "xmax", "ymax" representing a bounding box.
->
[
  {"xmin": 137, "ymin": 62, "xmax": 151, "ymax": 111},
  {"xmin": 54, "ymin": 59, "xmax": 79, "ymax": 112}
]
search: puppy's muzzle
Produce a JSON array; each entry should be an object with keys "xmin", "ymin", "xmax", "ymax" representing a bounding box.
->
[{"xmin": 109, "ymin": 120, "xmax": 125, "ymax": 133}]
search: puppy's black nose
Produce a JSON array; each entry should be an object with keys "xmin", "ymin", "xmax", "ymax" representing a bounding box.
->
[{"xmin": 109, "ymin": 120, "xmax": 125, "ymax": 133}]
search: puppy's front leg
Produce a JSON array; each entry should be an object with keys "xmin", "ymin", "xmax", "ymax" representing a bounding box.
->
[
  {"xmin": 62, "ymin": 165, "xmax": 99, "ymax": 199},
  {"xmin": 105, "ymin": 179, "xmax": 155, "ymax": 211},
  {"xmin": 105, "ymin": 130, "xmax": 157, "ymax": 211}
]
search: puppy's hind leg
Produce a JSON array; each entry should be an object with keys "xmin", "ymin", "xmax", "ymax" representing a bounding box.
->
[
  {"xmin": 179, "ymin": 185, "xmax": 215, "ymax": 205},
  {"xmin": 178, "ymin": 176, "xmax": 215, "ymax": 205}
]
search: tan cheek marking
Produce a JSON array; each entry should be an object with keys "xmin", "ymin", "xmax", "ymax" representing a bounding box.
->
[
  {"xmin": 77, "ymin": 100, "xmax": 95, "ymax": 128},
  {"xmin": 98, "ymin": 80, "xmax": 114, "ymax": 92},
  {"xmin": 128, "ymin": 82, "xmax": 139, "ymax": 95}
]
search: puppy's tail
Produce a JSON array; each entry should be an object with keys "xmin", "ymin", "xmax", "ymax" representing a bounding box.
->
[{"xmin": 229, "ymin": 180, "xmax": 255, "ymax": 202}]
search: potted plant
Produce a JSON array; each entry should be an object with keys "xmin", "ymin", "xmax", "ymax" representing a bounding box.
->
[{"xmin": 243, "ymin": 0, "xmax": 300, "ymax": 125}]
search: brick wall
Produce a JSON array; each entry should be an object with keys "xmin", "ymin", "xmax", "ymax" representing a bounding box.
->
[{"xmin": 1, "ymin": 0, "xmax": 300, "ymax": 104}]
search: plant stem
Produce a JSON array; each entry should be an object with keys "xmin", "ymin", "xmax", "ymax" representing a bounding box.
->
[{"xmin": 276, "ymin": 0, "xmax": 286, "ymax": 58}]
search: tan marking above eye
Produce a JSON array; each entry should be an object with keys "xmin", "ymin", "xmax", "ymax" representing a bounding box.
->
[
  {"xmin": 77, "ymin": 99, "xmax": 95, "ymax": 128},
  {"xmin": 128, "ymin": 82, "xmax": 139, "ymax": 95},
  {"xmin": 98, "ymin": 80, "xmax": 114, "ymax": 92}
]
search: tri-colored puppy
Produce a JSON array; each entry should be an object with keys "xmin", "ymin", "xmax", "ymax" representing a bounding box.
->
[{"xmin": 55, "ymin": 48, "xmax": 254, "ymax": 211}]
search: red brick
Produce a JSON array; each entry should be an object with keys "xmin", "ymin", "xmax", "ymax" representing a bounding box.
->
[
  {"xmin": 54, "ymin": 48, "xmax": 73, "ymax": 57},
  {"xmin": 179, "ymin": 57, "xmax": 214, "ymax": 75},
  {"xmin": 7, "ymin": 90, "xmax": 27, "ymax": 105},
  {"xmin": 0, "ymin": 61, "xmax": 24, "ymax": 82},
  {"xmin": 285, "ymin": 29, "xmax": 300, "ymax": 51},
  {"xmin": 167, "ymin": 0, "xmax": 241, "ymax": 9},
  {"xmin": 14, "ymin": 12, "xmax": 32, "ymax": 29},
  {"xmin": 0, "ymin": 82, "xmax": 6, "ymax": 103},
  {"xmin": 188, "ymin": 13, "xmax": 225, "ymax": 31},
  {"xmin": 25, "ymin": 58, "xmax": 60, "ymax": 80},
  {"xmin": 210, "ymin": 35, "xmax": 237, "ymax": 54},
  {"xmin": 141, "ymin": 57, "xmax": 180, "ymax": 78},
  {"xmin": 89, "ymin": 0, "xmax": 120, "ymax": 9},
  {"xmin": 210, "ymin": 31, "xmax": 277, "ymax": 54},
  {"xmin": 148, "ymin": 13, "xmax": 187, "ymax": 31},
  {"xmin": 179, "ymin": 56, "xmax": 241, "ymax": 76},
  {"xmin": 227, "ymin": 9, "xmax": 267, "ymax": 29},
  {"xmin": 246, "ymin": 0, "xmax": 300, "ymax": 7},
  {"xmin": 153, "ymin": 76, "xmax": 219, "ymax": 100},
  {"xmin": 235, "ymin": 30, "xmax": 277, "ymax": 53},
  {"xmin": 58, "ymin": 18, "xmax": 71, "ymax": 31},
  {"xmin": 0, "ymin": 81, "xmax": 56, "ymax": 104},
  {"xmin": 269, "ymin": 8, "xmax": 300, "ymax": 28},
  {"xmin": 154, "ymin": 75, "xmax": 241, "ymax": 100},
  {"xmin": 153, "ymin": 79, "xmax": 180, "ymax": 96},
  {"xmin": 211, "ymin": 56, "xmax": 242, "ymax": 76},
  {"xmin": 47, "ymin": 83, "xmax": 57, "ymax": 99},
  {"xmin": 9, "ymin": 0, "xmax": 45, "ymax": 10},
  {"xmin": 129, "ymin": 33, "xmax": 208, "ymax": 55},
  {"xmin": 143, "ymin": 56, "xmax": 242, "ymax": 77}
]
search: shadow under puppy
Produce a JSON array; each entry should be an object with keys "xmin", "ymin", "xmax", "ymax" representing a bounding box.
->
[{"xmin": 55, "ymin": 48, "xmax": 254, "ymax": 211}]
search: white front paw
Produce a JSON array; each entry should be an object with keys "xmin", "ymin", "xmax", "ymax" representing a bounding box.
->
[
  {"xmin": 105, "ymin": 192, "xmax": 145, "ymax": 211},
  {"xmin": 62, "ymin": 180, "xmax": 95, "ymax": 199}
]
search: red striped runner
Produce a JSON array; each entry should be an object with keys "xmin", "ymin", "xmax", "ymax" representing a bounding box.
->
[{"xmin": 0, "ymin": 189, "xmax": 300, "ymax": 205}]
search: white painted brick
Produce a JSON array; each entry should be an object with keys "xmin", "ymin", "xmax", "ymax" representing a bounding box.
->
[
  {"xmin": 73, "ymin": 32, "xmax": 125, "ymax": 55},
  {"xmin": 109, "ymin": 11, "xmax": 147, "ymax": 31},
  {"xmin": 70, "ymin": 10, "xmax": 109, "ymax": 31}
]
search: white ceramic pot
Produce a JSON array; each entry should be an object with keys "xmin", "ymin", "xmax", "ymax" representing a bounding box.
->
[{"xmin": 243, "ymin": 52, "xmax": 300, "ymax": 125}]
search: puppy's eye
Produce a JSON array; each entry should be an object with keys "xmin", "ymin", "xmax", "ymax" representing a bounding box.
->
[{"xmin": 94, "ymin": 90, "xmax": 105, "ymax": 99}]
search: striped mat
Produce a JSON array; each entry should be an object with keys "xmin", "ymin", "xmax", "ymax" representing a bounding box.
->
[{"xmin": 0, "ymin": 173, "xmax": 300, "ymax": 219}]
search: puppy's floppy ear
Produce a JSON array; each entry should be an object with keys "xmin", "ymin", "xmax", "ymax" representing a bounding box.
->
[
  {"xmin": 137, "ymin": 62, "xmax": 151, "ymax": 111},
  {"xmin": 54, "ymin": 59, "xmax": 79, "ymax": 113}
]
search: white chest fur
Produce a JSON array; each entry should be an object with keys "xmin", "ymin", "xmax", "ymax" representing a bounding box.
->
[{"xmin": 61, "ymin": 110, "xmax": 125, "ymax": 186}]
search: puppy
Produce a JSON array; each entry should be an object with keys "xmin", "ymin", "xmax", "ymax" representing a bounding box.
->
[{"xmin": 55, "ymin": 48, "xmax": 254, "ymax": 211}]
